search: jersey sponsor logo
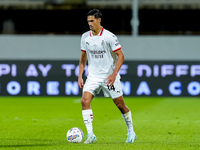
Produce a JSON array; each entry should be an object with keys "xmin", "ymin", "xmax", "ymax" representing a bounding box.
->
[
  {"xmin": 89, "ymin": 49, "xmax": 106, "ymax": 59},
  {"xmin": 92, "ymin": 55, "xmax": 103, "ymax": 58},
  {"xmin": 89, "ymin": 50, "xmax": 106, "ymax": 54}
]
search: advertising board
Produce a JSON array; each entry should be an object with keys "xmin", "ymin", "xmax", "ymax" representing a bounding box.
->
[{"xmin": 0, "ymin": 61, "xmax": 199, "ymax": 96}]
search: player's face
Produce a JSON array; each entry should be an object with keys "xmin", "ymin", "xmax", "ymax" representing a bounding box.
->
[{"xmin": 87, "ymin": 15, "xmax": 101, "ymax": 32}]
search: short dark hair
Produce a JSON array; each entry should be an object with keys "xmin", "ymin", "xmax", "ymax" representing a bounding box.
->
[{"xmin": 87, "ymin": 9, "xmax": 102, "ymax": 19}]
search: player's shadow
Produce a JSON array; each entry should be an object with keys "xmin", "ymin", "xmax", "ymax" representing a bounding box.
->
[
  {"xmin": 0, "ymin": 144, "xmax": 55, "ymax": 148},
  {"xmin": 0, "ymin": 138, "xmax": 66, "ymax": 148}
]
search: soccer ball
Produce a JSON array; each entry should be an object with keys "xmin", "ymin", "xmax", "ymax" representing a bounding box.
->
[{"xmin": 66, "ymin": 127, "xmax": 84, "ymax": 143}]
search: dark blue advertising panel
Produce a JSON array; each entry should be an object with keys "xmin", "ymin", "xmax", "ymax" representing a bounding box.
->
[{"xmin": 0, "ymin": 60, "xmax": 200, "ymax": 96}]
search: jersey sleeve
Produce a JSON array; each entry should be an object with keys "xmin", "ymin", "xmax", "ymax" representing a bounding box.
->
[
  {"xmin": 109, "ymin": 34, "xmax": 122, "ymax": 52},
  {"xmin": 80, "ymin": 34, "xmax": 86, "ymax": 52}
]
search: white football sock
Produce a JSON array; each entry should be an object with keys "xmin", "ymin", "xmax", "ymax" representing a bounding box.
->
[
  {"xmin": 82, "ymin": 109, "xmax": 93, "ymax": 134},
  {"xmin": 122, "ymin": 111, "xmax": 135, "ymax": 134}
]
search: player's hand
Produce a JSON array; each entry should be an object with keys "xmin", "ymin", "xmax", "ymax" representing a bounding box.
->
[
  {"xmin": 78, "ymin": 77, "xmax": 84, "ymax": 88},
  {"xmin": 106, "ymin": 74, "xmax": 116, "ymax": 87}
]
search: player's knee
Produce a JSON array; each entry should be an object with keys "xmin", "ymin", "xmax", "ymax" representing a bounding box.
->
[{"xmin": 81, "ymin": 97, "xmax": 90, "ymax": 107}]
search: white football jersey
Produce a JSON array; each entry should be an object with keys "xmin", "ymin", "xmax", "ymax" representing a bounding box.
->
[{"xmin": 80, "ymin": 27, "xmax": 122, "ymax": 82}]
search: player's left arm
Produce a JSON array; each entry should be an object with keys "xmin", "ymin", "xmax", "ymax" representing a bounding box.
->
[{"xmin": 106, "ymin": 49, "xmax": 124, "ymax": 86}]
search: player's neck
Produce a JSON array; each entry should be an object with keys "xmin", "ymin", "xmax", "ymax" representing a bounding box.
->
[{"xmin": 92, "ymin": 26, "xmax": 102, "ymax": 36}]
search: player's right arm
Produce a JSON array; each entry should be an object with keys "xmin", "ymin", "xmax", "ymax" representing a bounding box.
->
[{"xmin": 78, "ymin": 51, "xmax": 87, "ymax": 88}]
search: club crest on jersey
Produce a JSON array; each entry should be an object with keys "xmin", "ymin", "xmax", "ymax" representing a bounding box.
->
[{"xmin": 101, "ymin": 40, "xmax": 105, "ymax": 46}]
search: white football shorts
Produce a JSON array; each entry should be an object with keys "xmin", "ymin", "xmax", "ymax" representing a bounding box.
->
[{"xmin": 83, "ymin": 78, "xmax": 123, "ymax": 99}]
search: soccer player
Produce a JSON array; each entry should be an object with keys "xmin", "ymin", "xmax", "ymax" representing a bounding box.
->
[{"xmin": 78, "ymin": 9, "xmax": 136, "ymax": 144}]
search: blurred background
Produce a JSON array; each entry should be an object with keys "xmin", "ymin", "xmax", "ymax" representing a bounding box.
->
[
  {"xmin": 1, "ymin": 0, "xmax": 200, "ymax": 35},
  {"xmin": 0, "ymin": 0, "xmax": 200, "ymax": 96}
]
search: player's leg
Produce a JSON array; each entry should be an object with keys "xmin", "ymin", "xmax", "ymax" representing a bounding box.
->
[
  {"xmin": 112, "ymin": 95, "xmax": 129, "ymax": 114},
  {"xmin": 113, "ymin": 96, "xmax": 136, "ymax": 143},
  {"xmin": 81, "ymin": 78, "xmax": 101, "ymax": 144},
  {"xmin": 81, "ymin": 91, "xmax": 94, "ymax": 133},
  {"xmin": 81, "ymin": 91, "xmax": 97, "ymax": 144},
  {"xmin": 104, "ymin": 78, "xmax": 136, "ymax": 143},
  {"xmin": 113, "ymin": 95, "xmax": 134, "ymax": 133}
]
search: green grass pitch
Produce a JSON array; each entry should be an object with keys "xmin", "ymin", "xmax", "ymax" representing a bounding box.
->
[{"xmin": 0, "ymin": 97, "xmax": 199, "ymax": 150}]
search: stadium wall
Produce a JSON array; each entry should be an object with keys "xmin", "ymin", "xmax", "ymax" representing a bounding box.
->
[{"xmin": 0, "ymin": 35, "xmax": 200, "ymax": 60}]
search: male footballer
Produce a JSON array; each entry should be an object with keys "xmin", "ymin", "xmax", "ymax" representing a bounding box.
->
[{"xmin": 78, "ymin": 9, "xmax": 136, "ymax": 144}]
